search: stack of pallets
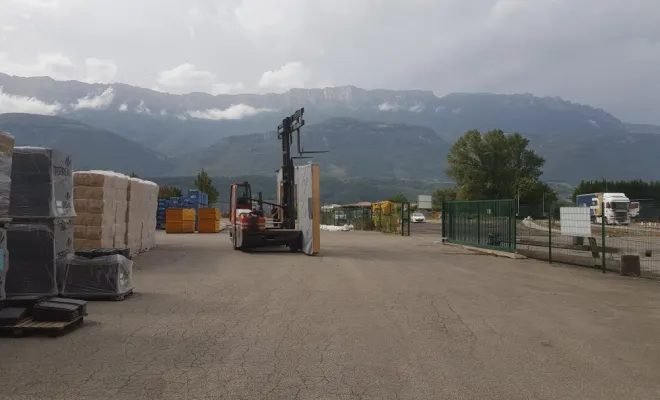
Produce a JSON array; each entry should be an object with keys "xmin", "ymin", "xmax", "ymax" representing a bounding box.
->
[
  {"xmin": 165, "ymin": 208, "xmax": 195, "ymax": 233},
  {"xmin": 198, "ymin": 208, "xmax": 221, "ymax": 233}
]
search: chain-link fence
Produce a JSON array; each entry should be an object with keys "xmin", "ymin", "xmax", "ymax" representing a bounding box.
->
[
  {"xmin": 320, "ymin": 203, "xmax": 411, "ymax": 235},
  {"xmin": 516, "ymin": 202, "xmax": 660, "ymax": 278}
]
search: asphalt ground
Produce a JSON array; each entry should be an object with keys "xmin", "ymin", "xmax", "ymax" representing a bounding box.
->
[{"xmin": 1, "ymin": 230, "xmax": 659, "ymax": 399}]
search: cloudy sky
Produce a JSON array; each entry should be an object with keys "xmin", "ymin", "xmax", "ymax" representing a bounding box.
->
[{"xmin": 0, "ymin": 0, "xmax": 659, "ymax": 123}]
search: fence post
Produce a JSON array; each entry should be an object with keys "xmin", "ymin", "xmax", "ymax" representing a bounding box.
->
[
  {"xmin": 601, "ymin": 208, "xmax": 606, "ymax": 273},
  {"xmin": 548, "ymin": 204, "xmax": 552, "ymax": 264}
]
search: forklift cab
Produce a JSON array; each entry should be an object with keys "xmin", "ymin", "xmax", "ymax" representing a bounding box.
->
[{"xmin": 230, "ymin": 182, "xmax": 252, "ymax": 225}]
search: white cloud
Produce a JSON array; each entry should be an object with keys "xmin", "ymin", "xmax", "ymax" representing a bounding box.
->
[
  {"xmin": 118, "ymin": 103, "xmax": 127, "ymax": 111},
  {"xmin": 157, "ymin": 63, "xmax": 243, "ymax": 95},
  {"xmin": 135, "ymin": 100, "xmax": 151, "ymax": 114},
  {"xmin": 187, "ymin": 104, "xmax": 274, "ymax": 120},
  {"xmin": 84, "ymin": 58, "xmax": 117, "ymax": 83},
  {"xmin": 71, "ymin": 87, "xmax": 115, "ymax": 110},
  {"xmin": 0, "ymin": 53, "xmax": 119, "ymax": 83},
  {"xmin": 258, "ymin": 62, "xmax": 312, "ymax": 92},
  {"xmin": 378, "ymin": 102, "xmax": 399, "ymax": 111},
  {"xmin": 211, "ymin": 82, "xmax": 245, "ymax": 95},
  {"xmin": 159, "ymin": 108, "xmax": 167, "ymax": 116},
  {"xmin": 0, "ymin": 87, "xmax": 63, "ymax": 115},
  {"xmin": 0, "ymin": 53, "xmax": 77, "ymax": 80}
]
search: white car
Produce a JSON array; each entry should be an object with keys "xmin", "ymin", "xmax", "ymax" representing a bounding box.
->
[{"xmin": 411, "ymin": 212, "xmax": 426, "ymax": 223}]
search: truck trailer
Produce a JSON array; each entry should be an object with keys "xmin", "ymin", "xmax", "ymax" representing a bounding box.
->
[{"xmin": 575, "ymin": 192, "xmax": 631, "ymax": 225}]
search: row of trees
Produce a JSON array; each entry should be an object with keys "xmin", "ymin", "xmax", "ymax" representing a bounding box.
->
[
  {"xmin": 157, "ymin": 169, "xmax": 219, "ymax": 204},
  {"xmin": 431, "ymin": 129, "xmax": 557, "ymax": 211}
]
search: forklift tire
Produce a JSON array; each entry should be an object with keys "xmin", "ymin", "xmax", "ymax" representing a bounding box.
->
[{"xmin": 232, "ymin": 231, "xmax": 240, "ymax": 250}]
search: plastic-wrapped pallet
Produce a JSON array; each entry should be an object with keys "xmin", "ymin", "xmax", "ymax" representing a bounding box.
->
[
  {"xmin": 125, "ymin": 178, "xmax": 159, "ymax": 256},
  {"xmin": 5, "ymin": 219, "xmax": 73, "ymax": 296},
  {"xmin": 140, "ymin": 180, "xmax": 159, "ymax": 251},
  {"xmin": 9, "ymin": 147, "xmax": 76, "ymax": 219},
  {"xmin": 73, "ymin": 171, "xmax": 129, "ymax": 250},
  {"xmin": 61, "ymin": 253, "xmax": 134, "ymax": 299},
  {"xmin": 0, "ymin": 131, "xmax": 15, "ymax": 218},
  {"xmin": 0, "ymin": 227, "xmax": 8, "ymax": 300}
]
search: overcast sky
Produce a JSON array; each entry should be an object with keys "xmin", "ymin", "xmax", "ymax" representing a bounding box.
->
[{"xmin": 0, "ymin": 0, "xmax": 659, "ymax": 123}]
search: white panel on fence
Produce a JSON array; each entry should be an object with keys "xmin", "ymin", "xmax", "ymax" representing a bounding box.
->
[
  {"xmin": 560, "ymin": 207, "xmax": 591, "ymax": 236},
  {"xmin": 417, "ymin": 195, "xmax": 432, "ymax": 209}
]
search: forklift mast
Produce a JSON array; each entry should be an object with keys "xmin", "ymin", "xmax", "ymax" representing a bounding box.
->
[{"xmin": 277, "ymin": 109, "xmax": 304, "ymax": 229}]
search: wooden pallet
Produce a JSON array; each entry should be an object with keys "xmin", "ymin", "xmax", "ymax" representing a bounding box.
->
[{"xmin": 0, "ymin": 316, "xmax": 84, "ymax": 338}]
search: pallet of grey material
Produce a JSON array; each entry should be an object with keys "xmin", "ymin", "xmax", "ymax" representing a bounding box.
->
[
  {"xmin": 5, "ymin": 220, "xmax": 73, "ymax": 297},
  {"xmin": 0, "ymin": 226, "xmax": 7, "ymax": 300},
  {"xmin": 9, "ymin": 147, "xmax": 75, "ymax": 219},
  {"xmin": 62, "ymin": 253, "xmax": 134, "ymax": 301},
  {"xmin": 47, "ymin": 297, "xmax": 88, "ymax": 315},
  {"xmin": 32, "ymin": 301, "xmax": 80, "ymax": 322},
  {"xmin": 0, "ymin": 307, "xmax": 30, "ymax": 325},
  {"xmin": 0, "ymin": 316, "xmax": 84, "ymax": 337}
]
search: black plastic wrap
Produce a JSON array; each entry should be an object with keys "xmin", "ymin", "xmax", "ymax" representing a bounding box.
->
[
  {"xmin": 75, "ymin": 247, "xmax": 131, "ymax": 260},
  {"xmin": 32, "ymin": 301, "xmax": 80, "ymax": 322},
  {"xmin": 0, "ymin": 227, "xmax": 7, "ymax": 300},
  {"xmin": 5, "ymin": 220, "xmax": 73, "ymax": 297},
  {"xmin": 62, "ymin": 254, "xmax": 134, "ymax": 298},
  {"xmin": 9, "ymin": 147, "xmax": 75, "ymax": 219}
]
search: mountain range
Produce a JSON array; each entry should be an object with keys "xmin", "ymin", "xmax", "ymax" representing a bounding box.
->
[{"xmin": 1, "ymin": 72, "xmax": 658, "ymax": 195}]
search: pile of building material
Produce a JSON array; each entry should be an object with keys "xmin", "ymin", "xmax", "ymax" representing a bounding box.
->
[
  {"xmin": 126, "ymin": 178, "xmax": 159, "ymax": 255},
  {"xmin": 61, "ymin": 250, "xmax": 134, "ymax": 300},
  {"xmin": 0, "ymin": 131, "xmax": 15, "ymax": 301},
  {"xmin": 165, "ymin": 208, "xmax": 196, "ymax": 233},
  {"xmin": 198, "ymin": 208, "xmax": 221, "ymax": 233},
  {"xmin": 73, "ymin": 173, "xmax": 158, "ymax": 256},
  {"xmin": 5, "ymin": 147, "xmax": 75, "ymax": 297},
  {"xmin": 73, "ymin": 171, "xmax": 129, "ymax": 250}
]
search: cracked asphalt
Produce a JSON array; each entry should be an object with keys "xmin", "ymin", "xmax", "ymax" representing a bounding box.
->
[{"xmin": 1, "ymin": 230, "xmax": 660, "ymax": 399}]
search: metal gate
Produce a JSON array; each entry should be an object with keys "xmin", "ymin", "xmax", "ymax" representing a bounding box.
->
[{"xmin": 442, "ymin": 199, "xmax": 516, "ymax": 252}]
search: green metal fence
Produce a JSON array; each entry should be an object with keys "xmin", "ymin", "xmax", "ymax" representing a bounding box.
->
[
  {"xmin": 321, "ymin": 207, "xmax": 375, "ymax": 230},
  {"xmin": 442, "ymin": 199, "xmax": 517, "ymax": 252}
]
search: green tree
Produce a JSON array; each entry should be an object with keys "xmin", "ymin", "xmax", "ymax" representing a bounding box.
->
[
  {"xmin": 129, "ymin": 172, "xmax": 138, "ymax": 178},
  {"xmin": 194, "ymin": 169, "xmax": 219, "ymax": 203},
  {"xmin": 431, "ymin": 187, "xmax": 457, "ymax": 210},
  {"xmin": 388, "ymin": 193, "xmax": 409, "ymax": 203},
  {"xmin": 447, "ymin": 129, "xmax": 545, "ymax": 200},
  {"xmin": 158, "ymin": 185, "xmax": 182, "ymax": 199}
]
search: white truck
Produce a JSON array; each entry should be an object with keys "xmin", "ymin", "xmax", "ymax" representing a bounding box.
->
[{"xmin": 575, "ymin": 192, "xmax": 631, "ymax": 225}]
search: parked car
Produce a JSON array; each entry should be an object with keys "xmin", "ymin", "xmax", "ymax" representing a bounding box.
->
[
  {"xmin": 411, "ymin": 212, "xmax": 426, "ymax": 223},
  {"xmin": 334, "ymin": 210, "xmax": 347, "ymax": 223}
]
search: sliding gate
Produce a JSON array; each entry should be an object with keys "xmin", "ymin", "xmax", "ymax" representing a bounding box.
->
[{"xmin": 442, "ymin": 199, "xmax": 516, "ymax": 252}]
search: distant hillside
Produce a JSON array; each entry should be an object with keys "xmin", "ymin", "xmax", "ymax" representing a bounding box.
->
[
  {"xmin": 527, "ymin": 131, "xmax": 660, "ymax": 182},
  {"xmin": 176, "ymin": 118, "xmax": 451, "ymax": 180},
  {"xmin": 151, "ymin": 175, "xmax": 448, "ymax": 208},
  {"xmin": 625, "ymin": 123, "xmax": 660, "ymax": 135},
  {"xmin": 0, "ymin": 73, "xmax": 629, "ymax": 156},
  {"xmin": 0, "ymin": 113, "xmax": 174, "ymax": 176}
]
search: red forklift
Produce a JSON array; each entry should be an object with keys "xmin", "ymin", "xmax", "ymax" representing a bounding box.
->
[{"xmin": 228, "ymin": 108, "xmax": 325, "ymax": 252}]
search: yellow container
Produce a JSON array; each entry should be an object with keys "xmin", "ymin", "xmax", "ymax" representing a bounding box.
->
[
  {"xmin": 166, "ymin": 220, "xmax": 195, "ymax": 233},
  {"xmin": 166, "ymin": 208, "xmax": 196, "ymax": 222},
  {"xmin": 198, "ymin": 219, "xmax": 221, "ymax": 233},
  {"xmin": 198, "ymin": 207, "xmax": 220, "ymax": 220}
]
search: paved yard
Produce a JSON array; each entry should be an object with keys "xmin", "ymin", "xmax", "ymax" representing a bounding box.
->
[{"xmin": 1, "ymin": 231, "xmax": 659, "ymax": 399}]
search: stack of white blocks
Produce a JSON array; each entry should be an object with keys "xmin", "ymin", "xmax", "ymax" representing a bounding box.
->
[
  {"xmin": 74, "ymin": 171, "xmax": 159, "ymax": 255},
  {"xmin": 73, "ymin": 171, "xmax": 129, "ymax": 249},
  {"xmin": 126, "ymin": 177, "xmax": 159, "ymax": 255}
]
